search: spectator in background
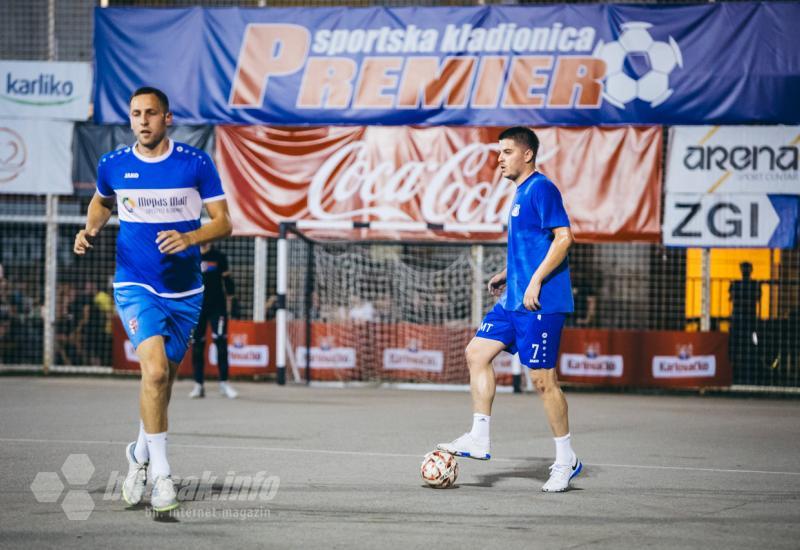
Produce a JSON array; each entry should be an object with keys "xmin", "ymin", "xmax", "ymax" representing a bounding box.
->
[
  {"xmin": 190, "ymin": 244, "xmax": 238, "ymax": 399},
  {"xmin": 55, "ymin": 282, "xmax": 82, "ymax": 365},
  {"xmin": 348, "ymin": 294, "xmax": 375, "ymax": 322},
  {"xmin": 729, "ymin": 262, "xmax": 761, "ymax": 384},
  {"xmin": 88, "ymin": 279, "xmax": 113, "ymax": 365},
  {"xmin": 569, "ymin": 273, "xmax": 598, "ymax": 328},
  {"xmin": 0, "ymin": 263, "xmax": 12, "ymax": 362}
]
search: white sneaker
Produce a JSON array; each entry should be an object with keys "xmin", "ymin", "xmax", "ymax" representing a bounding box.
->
[
  {"xmin": 219, "ymin": 381, "xmax": 238, "ymax": 399},
  {"xmin": 189, "ymin": 383, "xmax": 205, "ymax": 398},
  {"xmin": 151, "ymin": 476, "xmax": 179, "ymax": 512},
  {"xmin": 541, "ymin": 456, "xmax": 583, "ymax": 492},
  {"xmin": 122, "ymin": 442, "xmax": 147, "ymax": 506},
  {"xmin": 436, "ymin": 432, "xmax": 491, "ymax": 460}
]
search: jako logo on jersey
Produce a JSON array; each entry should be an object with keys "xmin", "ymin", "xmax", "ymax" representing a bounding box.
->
[
  {"xmin": 511, "ymin": 204, "xmax": 520, "ymax": 217},
  {"xmin": 123, "ymin": 172, "xmax": 139, "ymax": 179},
  {"xmin": 121, "ymin": 197, "xmax": 136, "ymax": 213}
]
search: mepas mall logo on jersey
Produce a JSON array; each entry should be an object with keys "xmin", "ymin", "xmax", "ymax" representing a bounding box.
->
[
  {"xmin": 559, "ymin": 341, "xmax": 623, "ymax": 377},
  {"xmin": 652, "ymin": 344, "xmax": 716, "ymax": 378},
  {"xmin": 117, "ymin": 189, "xmax": 201, "ymax": 224},
  {"xmin": 593, "ymin": 21, "xmax": 682, "ymax": 108},
  {"xmin": 121, "ymin": 196, "xmax": 136, "ymax": 213},
  {"xmin": 137, "ymin": 195, "xmax": 188, "ymax": 209},
  {"xmin": 383, "ymin": 339, "xmax": 444, "ymax": 373}
]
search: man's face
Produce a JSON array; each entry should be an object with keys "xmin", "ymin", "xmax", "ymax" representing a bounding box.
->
[
  {"xmin": 129, "ymin": 93, "xmax": 172, "ymax": 150},
  {"xmin": 497, "ymin": 138, "xmax": 533, "ymax": 182}
]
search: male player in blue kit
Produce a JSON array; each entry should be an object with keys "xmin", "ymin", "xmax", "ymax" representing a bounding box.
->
[
  {"xmin": 74, "ymin": 87, "xmax": 232, "ymax": 511},
  {"xmin": 438, "ymin": 127, "xmax": 582, "ymax": 492}
]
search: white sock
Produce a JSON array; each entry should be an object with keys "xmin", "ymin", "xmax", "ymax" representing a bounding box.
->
[
  {"xmin": 554, "ymin": 432, "xmax": 575, "ymax": 465},
  {"xmin": 145, "ymin": 431, "xmax": 170, "ymax": 479},
  {"xmin": 469, "ymin": 413, "xmax": 491, "ymax": 442},
  {"xmin": 133, "ymin": 420, "xmax": 149, "ymax": 464}
]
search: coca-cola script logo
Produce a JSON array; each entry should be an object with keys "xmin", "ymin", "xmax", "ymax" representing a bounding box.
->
[
  {"xmin": 308, "ymin": 141, "xmax": 516, "ymax": 224},
  {"xmin": 0, "ymin": 128, "xmax": 27, "ymax": 183}
]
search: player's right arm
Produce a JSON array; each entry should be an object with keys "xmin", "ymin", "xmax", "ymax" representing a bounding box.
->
[
  {"xmin": 74, "ymin": 193, "xmax": 115, "ymax": 255},
  {"xmin": 488, "ymin": 269, "xmax": 507, "ymax": 296}
]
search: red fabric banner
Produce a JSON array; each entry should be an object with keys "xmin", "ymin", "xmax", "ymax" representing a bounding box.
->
[
  {"xmin": 112, "ymin": 317, "xmax": 274, "ymax": 377},
  {"xmin": 113, "ymin": 320, "xmax": 729, "ymax": 388},
  {"xmin": 215, "ymin": 125, "xmax": 662, "ymax": 242}
]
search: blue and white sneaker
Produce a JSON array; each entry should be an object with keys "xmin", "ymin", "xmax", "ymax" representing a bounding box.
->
[
  {"xmin": 122, "ymin": 442, "xmax": 147, "ymax": 506},
  {"xmin": 541, "ymin": 456, "xmax": 583, "ymax": 492},
  {"xmin": 151, "ymin": 476, "xmax": 179, "ymax": 513},
  {"xmin": 436, "ymin": 433, "xmax": 491, "ymax": 460}
]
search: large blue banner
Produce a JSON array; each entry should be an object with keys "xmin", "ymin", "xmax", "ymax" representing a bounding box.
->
[{"xmin": 94, "ymin": 3, "xmax": 800, "ymax": 125}]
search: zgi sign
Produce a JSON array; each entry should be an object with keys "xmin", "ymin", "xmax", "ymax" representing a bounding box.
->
[{"xmin": 664, "ymin": 126, "xmax": 799, "ymax": 248}]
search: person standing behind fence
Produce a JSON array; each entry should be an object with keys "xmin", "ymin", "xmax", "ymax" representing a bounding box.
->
[
  {"xmin": 73, "ymin": 86, "xmax": 232, "ymax": 513},
  {"xmin": 729, "ymin": 261, "xmax": 761, "ymax": 384},
  {"xmin": 190, "ymin": 244, "xmax": 238, "ymax": 399}
]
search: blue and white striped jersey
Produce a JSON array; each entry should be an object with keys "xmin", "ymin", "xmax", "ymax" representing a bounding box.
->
[{"xmin": 96, "ymin": 140, "xmax": 225, "ymax": 298}]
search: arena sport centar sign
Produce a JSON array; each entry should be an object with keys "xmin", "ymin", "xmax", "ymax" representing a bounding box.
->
[
  {"xmin": 93, "ymin": 3, "xmax": 800, "ymax": 125},
  {"xmin": 663, "ymin": 126, "xmax": 800, "ymax": 248}
]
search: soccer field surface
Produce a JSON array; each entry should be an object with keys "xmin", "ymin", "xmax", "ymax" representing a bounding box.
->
[{"xmin": 1, "ymin": 377, "xmax": 799, "ymax": 549}]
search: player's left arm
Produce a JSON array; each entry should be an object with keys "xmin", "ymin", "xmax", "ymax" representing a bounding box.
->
[
  {"xmin": 523, "ymin": 226, "xmax": 574, "ymax": 311},
  {"xmin": 156, "ymin": 199, "xmax": 233, "ymax": 255}
]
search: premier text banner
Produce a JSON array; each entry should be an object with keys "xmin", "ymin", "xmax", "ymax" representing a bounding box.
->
[{"xmin": 94, "ymin": 4, "xmax": 800, "ymax": 125}]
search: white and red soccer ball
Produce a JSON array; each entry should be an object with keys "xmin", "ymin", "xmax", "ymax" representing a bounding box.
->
[{"xmin": 420, "ymin": 450, "xmax": 459, "ymax": 489}]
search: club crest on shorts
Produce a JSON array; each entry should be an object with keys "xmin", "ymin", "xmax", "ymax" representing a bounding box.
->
[{"xmin": 128, "ymin": 317, "xmax": 138, "ymax": 335}]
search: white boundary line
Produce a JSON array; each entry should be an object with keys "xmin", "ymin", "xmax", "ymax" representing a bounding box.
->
[{"xmin": 2, "ymin": 437, "xmax": 799, "ymax": 477}]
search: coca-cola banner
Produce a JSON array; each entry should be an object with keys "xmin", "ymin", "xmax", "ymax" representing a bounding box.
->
[{"xmin": 216, "ymin": 125, "xmax": 662, "ymax": 241}]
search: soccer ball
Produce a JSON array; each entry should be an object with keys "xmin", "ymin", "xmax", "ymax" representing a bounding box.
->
[
  {"xmin": 593, "ymin": 21, "xmax": 683, "ymax": 108},
  {"xmin": 421, "ymin": 450, "xmax": 459, "ymax": 488}
]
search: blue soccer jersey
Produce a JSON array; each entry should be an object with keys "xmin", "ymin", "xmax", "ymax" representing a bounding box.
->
[
  {"xmin": 96, "ymin": 140, "xmax": 225, "ymax": 298},
  {"xmin": 501, "ymin": 171, "xmax": 574, "ymax": 314}
]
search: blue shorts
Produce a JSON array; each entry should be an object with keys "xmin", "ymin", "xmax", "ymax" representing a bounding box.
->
[
  {"xmin": 114, "ymin": 286, "xmax": 203, "ymax": 364},
  {"xmin": 475, "ymin": 303, "xmax": 566, "ymax": 369}
]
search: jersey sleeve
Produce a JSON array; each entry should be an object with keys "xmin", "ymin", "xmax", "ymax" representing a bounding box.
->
[
  {"xmin": 95, "ymin": 156, "xmax": 115, "ymax": 198},
  {"xmin": 196, "ymin": 151, "xmax": 225, "ymax": 203},
  {"xmin": 535, "ymin": 181, "xmax": 570, "ymax": 230}
]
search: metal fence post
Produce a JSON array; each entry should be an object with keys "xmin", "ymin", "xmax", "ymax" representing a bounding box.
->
[
  {"xmin": 471, "ymin": 244, "xmax": 483, "ymax": 329},
  {"xmin": 43, "ymin": 195, "xmax": 58, "ymax": 373},
  {"xmin": 701, "ymin": 248, "xmax": 711, "ymax": 332},
  {"xmin": 253, "ymin": 236, "xmax": 268, "ymax": 322}
]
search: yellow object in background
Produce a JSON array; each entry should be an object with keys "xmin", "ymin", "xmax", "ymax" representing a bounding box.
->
[{"xmin": 686, "ymin": 248, "xmax": 776, "ymax": 323}]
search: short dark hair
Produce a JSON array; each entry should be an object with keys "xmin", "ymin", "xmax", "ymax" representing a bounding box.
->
[
  {"xmin": 129, "ymin": 86, "xmax": 170, "ymax": 113},
  {"xmin": 498, "ymin": 126, "xmax": 539, "ymax": 163}
]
